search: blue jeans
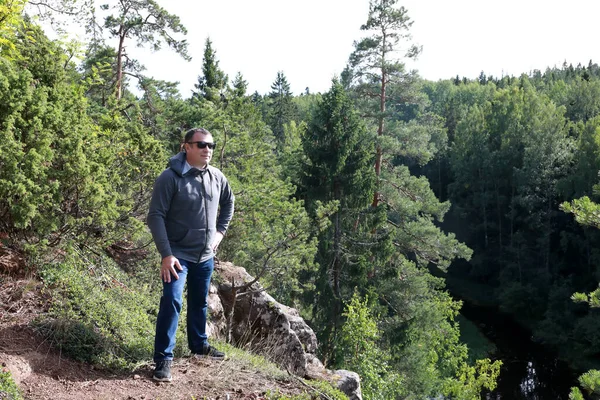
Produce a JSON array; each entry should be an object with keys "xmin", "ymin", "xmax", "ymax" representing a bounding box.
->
[{"xmin": 154, "ymin": 257, "xmax": 214, "ymax": 361}]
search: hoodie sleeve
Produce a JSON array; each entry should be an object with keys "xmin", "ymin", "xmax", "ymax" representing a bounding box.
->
[
  {"xmin": 147, "ymin": 170, "xmax": 176, "ymax": 259},
  {"xmin": 217, "ymin": 175, "xmax": 235, "ymax": 234}
]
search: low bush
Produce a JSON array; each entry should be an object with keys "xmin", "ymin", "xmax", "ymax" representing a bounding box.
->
[
  {"xmin": 0, "ymin": 369, "xmax": 22, "ymax": 400},
  {"xmin": 33, "ymin": 242, "xmax": 191, "ymax": 370}
]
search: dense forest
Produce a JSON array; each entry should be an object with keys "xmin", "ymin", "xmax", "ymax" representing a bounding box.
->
[{"xmin": 3, "ymin": 0, "xmax": 600, "ymax": 399}]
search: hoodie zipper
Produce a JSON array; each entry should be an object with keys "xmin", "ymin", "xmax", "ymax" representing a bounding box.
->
[{"xmin": 197, "ymin": 170, "xmax": 209, "ymax": 263}]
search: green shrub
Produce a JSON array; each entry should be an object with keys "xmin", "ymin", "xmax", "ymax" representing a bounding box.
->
[
  {"xmin": 0, "ymin": 369, "xmax": 22, "ymax": 400},
  {"xmin": 0, "ymin": 22, "xmax": 164, "ymax": 250},
  {"xmin": 35, "ymin": 245, "xmax": 164, "ymax": 370},
  {"xmin": 338, "ymin": 293, "xmax": 404, "ymax": 399}
]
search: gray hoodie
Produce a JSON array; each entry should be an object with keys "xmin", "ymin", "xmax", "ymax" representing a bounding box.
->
[{"xmin": 147, "ymin": 152, "xmax": 235, "ymax": 263}]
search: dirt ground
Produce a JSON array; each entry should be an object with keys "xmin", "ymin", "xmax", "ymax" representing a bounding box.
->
[{"xmin": 0, "ymin": 277, "xmax": 309, "ymax": 400}]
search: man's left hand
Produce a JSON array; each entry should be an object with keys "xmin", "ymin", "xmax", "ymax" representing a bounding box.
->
[{"xmin": 212, "ymin": 231, "xmax": 224, "ymax": 253}]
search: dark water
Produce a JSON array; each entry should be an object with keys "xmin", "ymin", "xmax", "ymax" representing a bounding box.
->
[{"xmin": 459, "ymin": 301, "xmax": 580, "ymax": 400}]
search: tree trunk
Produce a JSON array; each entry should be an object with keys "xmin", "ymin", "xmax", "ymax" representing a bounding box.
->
[
  {"xmin": 496, "ymin": 182, "xmax": 502, "ymax": 256},
  {"xmin": 371, "ymin": 36, "xmax": 387, "ymax": 208},
  {"xmin": 115, "ymin": 25, "xmax": 126, "ymax": 101},
  {"xmin": 480, "ymin": 169, "xmax": 488, "ymax": 249},
  {"xmin": 509, "ymin": 184, "xmax": 515, "ymax": 248},
  {"xmin": 333, "ymin": 180, "xmax": 342, "ymax": 299}
]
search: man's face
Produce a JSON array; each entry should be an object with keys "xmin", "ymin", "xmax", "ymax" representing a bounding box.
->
[{"xmin": 185, "ymin": 132, "xmax": 214, "ymax": 168}]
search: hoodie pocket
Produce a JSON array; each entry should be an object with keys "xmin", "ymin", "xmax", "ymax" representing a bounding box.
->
[{"xmin": 175, "ymin": 228, "xmax": 206, "ymax": 249}]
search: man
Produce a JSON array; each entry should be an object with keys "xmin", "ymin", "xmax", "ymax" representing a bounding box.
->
[{"xmin": 147, "ymin": 127, "xmax": 234, "ymax": 382}]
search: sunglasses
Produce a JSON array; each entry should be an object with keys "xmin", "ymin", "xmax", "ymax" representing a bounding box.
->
[{"xmin": 187, "ymin": 141, "xmax": 217, "ymax": 150}]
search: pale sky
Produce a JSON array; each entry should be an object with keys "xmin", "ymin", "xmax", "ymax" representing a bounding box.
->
[{"xmin": 54, "ymin": 0, "xmax": 600, "ymax": 96}]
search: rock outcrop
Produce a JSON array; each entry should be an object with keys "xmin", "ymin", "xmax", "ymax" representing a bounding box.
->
[
  {"xmin": 332, "ymin": 370, "xmax": 363, "ymax": 400},
  {"xmin": 207, "ymin": 261, "xmax": 362, "ymax": 399}
]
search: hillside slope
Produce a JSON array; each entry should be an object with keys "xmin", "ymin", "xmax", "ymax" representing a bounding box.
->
[{"xmin": 0, "ymin": 277, "xmax": 335, "ymax": 400}]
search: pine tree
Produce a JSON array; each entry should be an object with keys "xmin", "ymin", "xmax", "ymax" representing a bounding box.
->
[
  {"xmin": 345, "ymin": 0, "xmax": 422, "ymax": 207},
  {"xmin": 101, "ymin": 0, "xmax": 189, "ymax": 100}
]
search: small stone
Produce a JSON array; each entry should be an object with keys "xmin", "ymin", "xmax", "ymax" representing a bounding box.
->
[{"xmin": 133, "ymin": 374, "xmax": 141, "ymax": 380}]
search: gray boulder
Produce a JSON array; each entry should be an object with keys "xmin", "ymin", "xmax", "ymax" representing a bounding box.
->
[{"xmin": 207, "ymin": 261, "xmax": 362, "ymax": 399}]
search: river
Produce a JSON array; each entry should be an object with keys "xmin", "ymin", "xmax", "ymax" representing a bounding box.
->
[{"xmin": 459, "ymin": 301, "xmax": 581, "ymax": 399}]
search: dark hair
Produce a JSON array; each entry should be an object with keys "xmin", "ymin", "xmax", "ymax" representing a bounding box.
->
[
  {"xmin": 182, "ymin": 128, "xmax": 212, "ymax": 152},
  {"xmin": 184, "ymin": 128, "xmax": 212, "ymax": 143}
]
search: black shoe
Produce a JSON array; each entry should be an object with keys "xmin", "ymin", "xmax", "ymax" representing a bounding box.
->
[
  {"xmin": 193, "ymin": 344, "xmax": 226, "ymax": 360},
  {"xmin": 153, "ymin": 360, "xmax": 172, "ymax": 382}
]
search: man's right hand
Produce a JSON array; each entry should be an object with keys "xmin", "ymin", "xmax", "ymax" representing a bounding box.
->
[{"xmin": 161, "ymin": 255, "xmax": 183, "ymax": 283}]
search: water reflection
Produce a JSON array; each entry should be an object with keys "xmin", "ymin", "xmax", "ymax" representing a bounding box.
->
[
  {"xmin": 483, "ymin": 345, "xmax": 577, "ymax": 399},
  {"xmin": 519, "ymin": 361, "xmax": 536, "ymax": 395},
  {"xmin": 459, "ymin": 303, "xmax": 579, "ymax": 400}
]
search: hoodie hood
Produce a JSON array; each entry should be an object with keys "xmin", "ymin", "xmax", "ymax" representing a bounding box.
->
[
  {"xmin": 168, "ymin": 152, "xmax": 188, "ymax": 177},
  {"xmin": 168, "ymin": 151, "xmax": 213, "ymax": 199}
]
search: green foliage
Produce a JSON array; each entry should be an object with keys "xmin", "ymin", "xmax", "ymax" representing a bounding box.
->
[
  {"xmin": 101, "ymin": 0, "xmax": 189, "ymax": 99},
  {"xmin": 339, "ymin": 293, "xmax": 404, "ymax": 399},
  {"xmin": 80, "ymin": 44, "xmax": 117, "ymax": 107},
  {"xmin": 427, "ymin": 66, "xmax": 600, "ymax": 396},
  {"xmin": 0, "ymin": 0, "xmax": 25, "ymax": 59},
  {"xmin": 346, "ymin": 0, "xmax": 421, "ymax": 90},
  {"xmin": 375, "ymin": 261, "xmax": 501, "ymax": 398},
  {"xmin": 561, "ymin": 196, "xmax": 600, "ymax": 229},
  {"xmin": 278, "ymin": 120, "xmax": 306, "ymax": 187},
  {"xmin": 175, "ymin": 96, "xmax": 318, "ymax": 307},
  {"xmin": 0, "ymin": 22, "xmax": 165, "ymax": 250},
  {"xmin": 102, "ymin": 0, "xmax": 189, "ymax": 55},
  {"xmin": 0, "ymin": 369, "xmax": 22, "ymax": 400},
  {"xmin": 35, "ymin": 245, "xmax": 160, "ymax": 369},
  {"xmin": 293, "ymin": 92, "xmax": 321, "ymax": 124},
  {"xmin": 569, "ymin": 387, "xmax": 585, "ymax": 400},
  {"xmin": 301, "ymin": 79, "xmax": 377, "ymax": 358},
  {"xmin": 441, "ymin": 359, "xmax": 502, "ymax": 400},
  {"xmin": 339, "ymin": 290, "xmax": 501, "ymax": 399},
  {"xmin": 577, "ymin": 369, "xmax": 600, "ymax": 397},
  {"xmin": 571, "ymin": 283, "xmax": 600, "ymax": 309},
  {"xmin": 498, "ymin": 282, "xmax": 545, "ymax": 320}
]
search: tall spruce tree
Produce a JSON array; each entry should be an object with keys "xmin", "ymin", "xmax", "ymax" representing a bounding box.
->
[
  {"xmin": 194, "ymin": 38, "xmax": 228, "ymax": 103},
  {"xmin": 231, "ymin": 72, "xmax": 248, "ymax": 99},
  {"xmin": 267, "ymin": 71, "xmax": 297, "ymax": 151},
  {"xmin": 301, "ymin": 79, "xmax": 376, "ymax": 357}
]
